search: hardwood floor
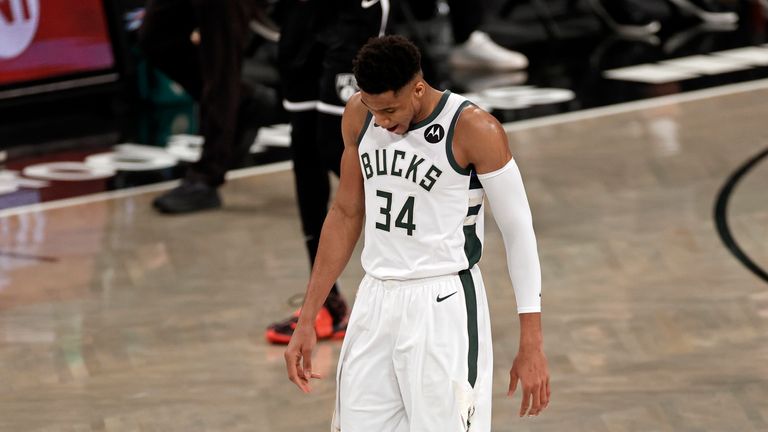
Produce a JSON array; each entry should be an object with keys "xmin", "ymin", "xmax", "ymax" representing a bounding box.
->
[{"xmin": 1, "ymin": 84, "xmax": 767, "ymax": 431}]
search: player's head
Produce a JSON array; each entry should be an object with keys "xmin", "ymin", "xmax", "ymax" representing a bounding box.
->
[{"xmin": 353, "ymin": 35, "xmax": 425, "ymax": 135}]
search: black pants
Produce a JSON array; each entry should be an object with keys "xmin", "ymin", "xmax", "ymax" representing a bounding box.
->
[
  {"xmin": 138, "ymin": 0, "xmax": 255, "ymax": 186},
  {"xmin": 407, "ymin": 0, "xmax": 485, "ymax": 43},
  {"xmin": 279, "ymin": 0, "xmax": 387, "ymax": 298},
  {"xmin": 447, "ymin": 0, "xmax": 485, "ymax": 43}
]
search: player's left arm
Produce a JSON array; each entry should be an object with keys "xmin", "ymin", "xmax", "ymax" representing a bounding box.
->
[{"xmin": 453, "ymin": 106, "xmax": 550, "ymax": 418}]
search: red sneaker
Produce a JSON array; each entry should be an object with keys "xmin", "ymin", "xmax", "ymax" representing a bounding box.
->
[{"xmin": 265, "ymin": 306, "xmax": 347, "ymax": 345}]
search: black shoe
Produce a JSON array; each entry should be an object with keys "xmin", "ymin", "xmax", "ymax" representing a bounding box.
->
[{"xmin": 153, "ymin": 180, "xmax": 221, "ymax": 214}]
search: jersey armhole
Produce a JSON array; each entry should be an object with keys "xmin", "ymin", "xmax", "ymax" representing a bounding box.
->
[
  {"xmin": 446, "ymin": 100, "xmax": 473, "ymax": 176},
  {"xmin": 356, "ymin": 112, "xmax": 373, "ymax": 146}
]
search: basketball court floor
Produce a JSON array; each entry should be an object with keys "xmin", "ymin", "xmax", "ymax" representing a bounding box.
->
[{"xmin": 1, "ymin": 76, "xmax": 766, "ymax": 431}]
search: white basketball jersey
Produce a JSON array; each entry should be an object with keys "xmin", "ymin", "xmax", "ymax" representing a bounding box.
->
[{"xmin": 357, "ymin": 91, "xmax": 485, "ymax": 280}]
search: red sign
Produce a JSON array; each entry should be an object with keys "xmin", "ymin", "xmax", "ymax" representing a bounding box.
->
[{"xmin": 0, "ymin": 0, "xmax": 115, "ymax": 86}]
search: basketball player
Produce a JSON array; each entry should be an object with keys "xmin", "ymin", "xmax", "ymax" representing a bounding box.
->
[
  {"xmin": 265, "ymin": 0, "xmax": 390, "ymax": 343},
  {"xmin": 285, "ymin": 36, "xmax": 549, "ymax": 431}
]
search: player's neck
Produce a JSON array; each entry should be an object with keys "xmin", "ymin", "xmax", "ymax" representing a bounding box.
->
[{"xmin": 411, "ymin": 87, "xmax": 444, "ymax": 125}]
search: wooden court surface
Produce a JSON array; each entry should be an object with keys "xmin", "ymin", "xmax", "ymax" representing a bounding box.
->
[{"xmin": 1, "ymin": 84, "xmax": 767, "ymax": 431}]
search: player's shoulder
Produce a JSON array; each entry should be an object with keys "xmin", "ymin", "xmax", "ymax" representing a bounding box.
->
[
  {"xmin": 343, "ymin": 92, "xmax": 369, "ymax": 124},
  {"xmin": 451, "ymin": 100, "xmax": 511, "ymax": 169},
  {"xmin": 342, "ymin": 92, "xmax": 370, "ymax": 145},
  {"xmin": 454, "ymin": 102, "xmax": 506, "ymax": 143}
]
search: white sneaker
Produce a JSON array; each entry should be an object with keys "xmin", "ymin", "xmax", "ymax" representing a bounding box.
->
[
  {"xmin": 588, "ymin": 0, "xmax": 662, "ymax": 38},
  {"xmin": 666, "ymin": 0, "xmax": 739, "ymax": 25},
  {"xmin": 450, "ymin": 31, "xmax": 529, "ymax": 71}
]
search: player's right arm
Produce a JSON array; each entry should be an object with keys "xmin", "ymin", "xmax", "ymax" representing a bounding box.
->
[
  {"xmin": 454, "ymin": 107, "xmax": 549, "ymax": 417},
  {"xmin": 284, "ymin": 93, "xmax": 368, "ymax": 393}
]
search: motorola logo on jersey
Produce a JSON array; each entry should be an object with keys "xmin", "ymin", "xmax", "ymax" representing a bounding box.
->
[
  {"xmin": 0, "ymin": 0, "xmax": 40, "ymax": 59},
  {"xmin": 424, "ymin": 124, "xmax": 445, "ymax": 144}
]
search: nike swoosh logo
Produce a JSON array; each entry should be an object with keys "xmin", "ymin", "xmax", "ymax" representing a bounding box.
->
[
  {"xmin": 436, "ymin": 291, "xmax": 458, "ymax": 303},
  {"xmin": 361, "ymin": 0, "xmax": 380, "ymax": 9}
]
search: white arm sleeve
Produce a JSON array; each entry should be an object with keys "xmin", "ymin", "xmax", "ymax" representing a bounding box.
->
[{"xmin": 478, "ymin": 158, "xmax": 542, "ymax": 313}]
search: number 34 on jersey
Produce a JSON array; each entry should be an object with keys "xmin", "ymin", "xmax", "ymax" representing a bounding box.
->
[{"xmin": 360, "ymin": 148, "xmax": 444, "ymax": 237}]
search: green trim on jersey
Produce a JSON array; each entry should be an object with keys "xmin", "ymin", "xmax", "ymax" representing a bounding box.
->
[
  {"xmin": 408, "ymin": 90, "xmax": 451, "ymax": 131},
  {"xmin": 465, "ymin": 170, "xmax": 484, "ymax": 273},
  {"xmin": 459, "ymin": 269, "xmax": 479, "ymax": 388},
  {"xmin": 446, "ymin": 100, "xmax": 473, "ymax": 176},
  {"xmin": 470, "ymin": 172, "xmax": 483, "ymax": 190},
  {"xmin": 463, "ymin": 224, "xmax": 482, "ymax": 268},
  {"xmin": 357, "ymin": 112, "xmax": 373, "ymax": 146}
]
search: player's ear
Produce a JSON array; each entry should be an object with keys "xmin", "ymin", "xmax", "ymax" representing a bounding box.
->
[{"xmin": 413, "ymin": 80, "xmax": 425, "ymax": 98}]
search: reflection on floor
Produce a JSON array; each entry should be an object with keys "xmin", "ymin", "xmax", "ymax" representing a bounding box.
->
[{"xmin": 1, "ymin": 82, "xmax": 767, "ymax": 431}]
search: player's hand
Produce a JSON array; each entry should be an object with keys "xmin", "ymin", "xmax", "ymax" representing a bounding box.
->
[
  {"xmin": 284, "ymin": 322, "xmax": 321, "ymax": 393},
  {"xmin": 508, "ymin": 346, "xmax": 550, "ymax": 417}
]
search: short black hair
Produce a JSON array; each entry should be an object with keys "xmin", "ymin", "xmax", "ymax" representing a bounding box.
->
[{"xmin": 353, "ymin": 35, "xmax": 422, "ymax": 95}]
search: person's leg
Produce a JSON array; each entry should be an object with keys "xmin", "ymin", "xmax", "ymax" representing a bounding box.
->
[
  {"xmin": 138, "ymin": 0, "xmax": 202, "ymax": 100},
  {"xmin": 277, "ymin": 0, "xmax": 331, "ymax": 254},
  {"xmin": 314, "ymin": 109, "xmax": 346, "ymax": 322},
  {"xmin": 446, "ymin": 0, "xmax": 484, "ymax": 44},
  {"xmin": 393, "ymin": 269, "xmax": 493, "ymax": 431},
  {"xmin": 465, "ymin": 266, "xmax": 494, "ymax": 431},
  {"xmin": 279, "ymin": 0, "xmax": 337, "ymax": 285},
  {"xmin": 334, "ymin": 276, "xmax": 408, "ymax": 432},
  {"xmin": 141, "ymin": 0, "xmax": 217, "ymax": 214},
  {"xmin": 149, "ymin": 0, "xmax": 256, "ymax": 213},
  {"xmin": 291, "ymin": 109, "xmax": 334, "ymax": 264},
  {"xmin": 263, "ymin": 106, "xmax": 349, "ymax": 344},
  {"xmin": 266, "ymin": 0, "xmax": 347, "ymax": 344},
  {"xmin": 187, "ymin": 0, "xmax": 253, "ymax": 187},
  {"xmin": 447, "ymin": 0, "xmax": 528, "ymax": 70}
]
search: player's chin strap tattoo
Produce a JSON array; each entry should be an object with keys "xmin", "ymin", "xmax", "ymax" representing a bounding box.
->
[{"xmin": 478, "ymin": 158, "xmax": 542, "ymax": 314}]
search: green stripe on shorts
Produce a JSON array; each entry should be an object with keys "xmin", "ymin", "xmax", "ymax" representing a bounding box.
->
[{"xmin": 459, "ymin": 268, "xmax": 478, "ymax": 388}]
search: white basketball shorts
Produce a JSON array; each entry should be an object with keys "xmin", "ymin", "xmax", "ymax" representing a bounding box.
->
[{"xmin": 331, "ymin": 266, "xmax": 493, "ymax": 432}]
